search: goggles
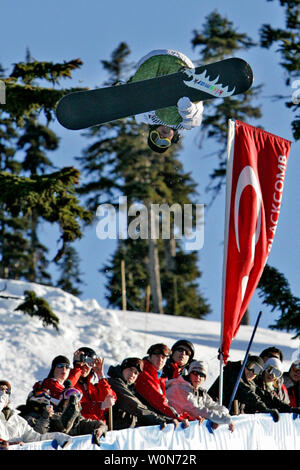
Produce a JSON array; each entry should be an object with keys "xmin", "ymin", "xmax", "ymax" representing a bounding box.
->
[
  {"xmin": 149, "ymin": 129, "xmax": 172, "ymax": 149},
  {"xmin": 190, "ymin": 370, "xmax": 206, "ymax": 378},
  {"xmin": 0, "ymin": 386, "xmax": 11, "ymax": 395},
  {"xmin": 34, "ymin": 390, "xmax": 51, "ymax": 401},
  {"xmin": 292, "ymin": 360, "xmax": 300, "ymax": 370},
  {"xmin": 247, "ymin": 363, "xmax": 263, "ymax": 376},
  {"xmin": 63, "ymin": 388, "xmax": 83, "ymax": 401},
  {"xmin": 152, "ymin": 349, "xmax": 170, "ymax": 357},
  {"xmin": 264, "ymin": 366, "xmax": 282, "ymax": 378},
  {"xmin": 175, "ymin": 346, "xmax": 192, "ymax": 356},
  {"xmin": 56, "ymin": 363, "xmax": 71, "ymax": 369}
]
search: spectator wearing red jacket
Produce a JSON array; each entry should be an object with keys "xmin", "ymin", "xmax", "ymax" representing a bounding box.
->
[
  {"xmin": 68, "ymin": 347, "xmax": 116, "ymax": 423},
  {"xmin": 135, "ymin": 343, "xmax": 188, "ymax": 426},
  {"xmin": 37, "ymin": 355, "xmax": 72, "ymax": 406},
  {"xmin": 283, "ymin": 357, "xmax": 300, "ymax": 407}
]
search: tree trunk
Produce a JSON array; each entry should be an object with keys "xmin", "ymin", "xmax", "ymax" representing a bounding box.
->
[
  {"xmin": 241, "ymin": 308, "xmax": 250, "ymax": 325},
  {"xmin": 147, "ymin": 202, "xmax": 163, "ymax": 314}
]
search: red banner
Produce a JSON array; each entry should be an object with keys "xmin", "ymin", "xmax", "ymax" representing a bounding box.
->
[{"xmin": 220, "ymin": 120, "xmax": 291, "ymax": 363}]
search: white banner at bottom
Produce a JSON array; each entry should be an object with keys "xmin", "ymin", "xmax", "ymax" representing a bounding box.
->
[{"xmin": 10, "ymin": 413, "xmax": 300, "ymax": 451}]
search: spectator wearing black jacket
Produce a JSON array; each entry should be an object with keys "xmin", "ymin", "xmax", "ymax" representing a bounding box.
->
[
  {"xmin": 107, "ymin": 357, "xmax": 177, "ymax": 430},
  {"xmin": 208, "ymin": 355, "xmax": 281, "ymax": 422},
  {"xmin": 255, "ymin": 358, "xmax": 300, "ymax": 416}
]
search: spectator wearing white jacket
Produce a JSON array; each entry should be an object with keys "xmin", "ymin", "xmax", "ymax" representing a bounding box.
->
[
  {"xmin": 0, "ymin": 380, "xmax": 71, "ymax": 448},
  {"xmin": 165, "ymin": 361, "xmax": 234, "ymax": 432}
]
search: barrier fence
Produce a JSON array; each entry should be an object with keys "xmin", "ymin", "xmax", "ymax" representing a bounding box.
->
[{"xmin": 9, "ymin": 413, "xmax": 300, "ymax": 451}]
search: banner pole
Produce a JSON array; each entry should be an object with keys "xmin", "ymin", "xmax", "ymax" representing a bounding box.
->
[
  {"xmin": 227, "ymin": 311, "xmax": 263, "ymax": 412},
  {"xmin": 218, "ymin": 353, "xmax": 224, "ymax": 406}
]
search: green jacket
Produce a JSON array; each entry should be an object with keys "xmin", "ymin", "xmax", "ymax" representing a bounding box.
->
[{"xmin": 130, "ymin": 49, "xmax": 203, "ymax": 129}]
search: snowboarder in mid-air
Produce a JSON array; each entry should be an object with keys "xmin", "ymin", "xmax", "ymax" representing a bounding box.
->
[
  {"xmin": 129, "ymin": 49, "xmax": 204, "ymax": 153},
  {"xmin": 56, "ymin": 51, "xmax": 253, "ymax": 144}
]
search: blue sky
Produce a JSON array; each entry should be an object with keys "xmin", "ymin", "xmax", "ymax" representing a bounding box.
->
[{"xmin": 1, "ymin": 0, "xmax": 299, "ymax": 332}]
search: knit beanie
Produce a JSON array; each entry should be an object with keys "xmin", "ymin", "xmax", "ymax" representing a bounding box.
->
[
  {"xmin": 120, "ymin": 357, "xmax": 144, "ymax": 373},
  {"xmin": 188, "ymin": 360, "xmax": 208, "ymax": 377}
]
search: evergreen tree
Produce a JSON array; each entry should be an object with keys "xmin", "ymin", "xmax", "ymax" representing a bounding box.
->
[
  {"xmin": 192, "ymin": 10, "xmax": 299, "ymax": 330},
  {"xmin": 56, "ymin": 245, "xmax": 84, "ymax": 297},
  {"xmin": 15, "ymin": 290, "xmax": 59, "ymax": 330},
  {"xmin": 78, "ymin": 43, "xmax": 210, "ymax": 318},
  {"xmin": 260, "ymin": 0, "xmax": 300, "ymax": 140},
  {"xmin": 191, "ymin": 11, "xmax": 262, "ymax": 201},
  {"xmin": 0, "ymin": 54, "xmax": 92, "ymax": 291},
  {"xmin": 0, "ymin": 64, "xmax": 29, "ymax": 279},
  {"xmin": 258, "ymin": 265, "xmax": 300, "ymax": 338}
]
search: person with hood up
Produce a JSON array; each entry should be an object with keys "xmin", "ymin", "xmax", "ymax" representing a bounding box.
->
[
  {"xmin": 162, "ymin": 339, "xmax": 195, "ymax": 380},
  {"xmin": 166, "ymin": 361, "xmax": 234, "ymax": 432},
  {"xmin": 129, "ymin": 49, "xmax": 204, "ymax": 154},
  {"xmin": 35, "ymin": 355, "xmax": 73, "ymax": 407},
  {"xmin": 107, "ymin": 357, "xmax": 179, "ymax": 430},
  {"xmin": 67, "ymin": 347, "xmax": 116, "ymax": 423},
  {"xmin": 255, "ymin": 357, "xmax": 300, "ymax": 416},
  {"xmin": 0, "ymin": 380, "xmax": 71, "ymax": 448},
  {"xmin": 134, "ymin": 343, "xmax": 189, "ymax": 426}
]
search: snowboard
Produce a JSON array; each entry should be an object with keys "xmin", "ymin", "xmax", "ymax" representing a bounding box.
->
[{"xmin": 56, "ymin": 57, "xmax": 253, "ymax": 130}]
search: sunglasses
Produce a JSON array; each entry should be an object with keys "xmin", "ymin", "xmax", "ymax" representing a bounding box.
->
[
  {"xmin": 149, "ymin": 129, "xmax": 172, "ymax": 149},
  {"xmin": 175, "ymin": 347, "xmax": 191, "ymax": 356},
  {"xmin": 191, "ymin": 370, "xmax": 206, "ymax": 378},
  {"xmin": 56, "ymin": 363, "xmax": 71, "ymax": 369},
  {"xmin": 0, "ymin": 386, "xmax": 11, "ymax": 395},
  {"xmin": 265, "ymin": 366, "xmax": 282, "ymax": 378},
  {"xmin": 247, "ymin": 364, "xmax": 263, "ymax": 376}
]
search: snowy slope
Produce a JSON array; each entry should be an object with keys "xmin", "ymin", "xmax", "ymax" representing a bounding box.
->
[{"xmin": 0, "ymin": 278, "xmax": 298, "ymax": 409}]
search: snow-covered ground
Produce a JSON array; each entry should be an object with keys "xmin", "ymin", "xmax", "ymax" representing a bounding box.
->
[{"xmin": 0, "ymin": 278, "xmax": 298, "ymax": 409}]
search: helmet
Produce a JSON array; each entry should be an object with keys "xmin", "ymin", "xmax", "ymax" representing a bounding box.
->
[
  {"xmin": 263, "ymin": 357, "xmax": 283, "ymax": 378},
  {"xmin": 74, "ymin": 347, "xmax": 97, "ymax": 366},
  {"xmin": 147, "ymin": 125, "xmax": 180, "ymax": 154},
  {"xmin": 171, "ymin": 340, "xmax": 195, "ymax": 362}
]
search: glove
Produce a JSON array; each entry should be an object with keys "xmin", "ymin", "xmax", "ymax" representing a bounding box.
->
[
  {"xmin": 291, "ymin": 407, "xmax": 300, "ymax": 414},
  {"xmin": 51, "ymin": 433, "xmax": 72, "ymax": 449},
  {"xmin": 177, "ymin": 97, "xmax": 192, "ymax": 114},
  {"xmin": 291, "ymin": 407, "xmax": 300, "ymax": 419},
  {"xmin": 177, "ymin": 97, "xmax": 204, "ymax": 129},
  {"xmin": 268, "ymin": 409, "xmax": 280, "ymax": 422},
  {"xmin": 91, "ymin": 424, "xmax": 107, "ymax": 447},
  {"xmin": 205, "ymin": 420, "xmax": 214, "ymax": 434}
]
